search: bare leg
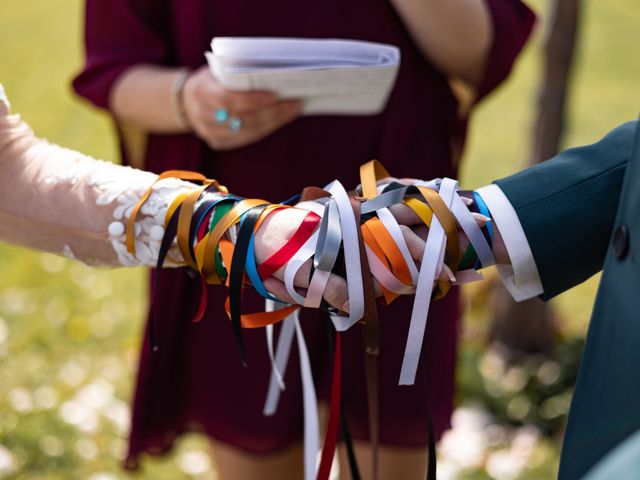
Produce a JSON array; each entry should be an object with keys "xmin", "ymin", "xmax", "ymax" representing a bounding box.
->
[
  {"xmin": 210, "ymin": 439, "xmax": 304, "ymax": 480},
  {"xmin": 338, "ymin": 442, "xmax": 428, "ymax": 480}
]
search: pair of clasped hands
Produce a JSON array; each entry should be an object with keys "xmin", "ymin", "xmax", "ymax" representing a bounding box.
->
[
  {"xmin": 183, "ymin": 68, "xmax": 509, "ymax": 309},
  {"xmin": 248, "ymin": 183, "xmax": 510, "ymax": 313}
]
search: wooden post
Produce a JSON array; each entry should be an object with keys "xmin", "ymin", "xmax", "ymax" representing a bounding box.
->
[
  {"xmin": 489, "ymin": 0, "xmax": 581, "ymax": 356},
  {"xmin": 529, "ymin": 0, "xmax": 581, "ymax": 165}
]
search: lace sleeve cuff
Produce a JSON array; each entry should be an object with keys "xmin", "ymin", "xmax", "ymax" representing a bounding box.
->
[{"xmin": 0, "ymin": 89, "xmax": 193, "ymax": 267}]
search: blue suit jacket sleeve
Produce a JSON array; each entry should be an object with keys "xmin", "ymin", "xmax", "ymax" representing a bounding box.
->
[{"xmin": 494, "ymin": 121, "xmax": 638, "ymax": 300}]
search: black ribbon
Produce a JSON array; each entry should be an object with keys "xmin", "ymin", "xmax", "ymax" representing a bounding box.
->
[
  {"xmin": 228, "ymin": 204, "xmax": 269, "ymax": 366},
  {"xmin": 149, "ymin": 204, "xmax": 182, "ymax": 352}
]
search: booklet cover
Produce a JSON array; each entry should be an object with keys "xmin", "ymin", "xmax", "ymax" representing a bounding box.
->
[{"xmin": 206, "ymin": 37, "xmax": 401, "ymax": 115}]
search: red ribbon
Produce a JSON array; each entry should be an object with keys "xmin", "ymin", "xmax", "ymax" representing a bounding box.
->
[{"xmin": 317, "ymin": 331, "xmax": 342, "ymax": 480}]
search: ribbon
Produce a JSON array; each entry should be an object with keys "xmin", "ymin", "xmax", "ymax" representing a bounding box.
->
[{"xmin": 125, "ymin": 160, "xmax": 501, "ymax": 480}]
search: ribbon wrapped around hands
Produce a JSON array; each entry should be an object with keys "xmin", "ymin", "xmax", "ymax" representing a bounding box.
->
[{"xmin": 126, "ymin": 160, "xmax": 497, "ymax": 480}]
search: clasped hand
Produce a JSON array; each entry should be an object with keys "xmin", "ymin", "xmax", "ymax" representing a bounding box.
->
[
  {"xmin": 183, "ymin": 67, "xmax": 303, "ymax": 150},
  {"xmin": 251, "ymin": 180, "xmax": 507, "ymax": 312}
]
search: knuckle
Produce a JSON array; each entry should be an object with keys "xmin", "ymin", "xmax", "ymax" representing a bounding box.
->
[
  {"xmin": 195, "ymin": 105, "xmax": 208, "ymax": 122},
  {"xmin": 205, "ymin": 138, "xmax": 219, "ymax": 150},
  {"xmin": 240, "ymin": 113, "xmax": 256, "ymax": 128},
  {"xmin": 195, "ymin": 104, "xmax": 213, "ymax": 123},
  {"xmin": 324, "ymin": 279, "xmax": 346, "ymax": 304},
  {"xmin": 216, "ymin": 90, "xmax": 232, "ymax": 107},
  {"xmin": 206, "ymin": 135, "xmax": 227, "ymax": 150},
  {"xmin": 323, "ymin": 282, "xmax": 338, "ymax": 300}
]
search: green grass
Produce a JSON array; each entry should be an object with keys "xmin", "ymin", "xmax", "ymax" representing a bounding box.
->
[{"xmin": 0, "ymin": 0, "xmax": 638, "ymax": 478}]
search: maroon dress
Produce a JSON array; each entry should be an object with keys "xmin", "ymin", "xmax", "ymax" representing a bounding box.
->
[{"xmin": 74, "ymin": 0, "xmax": 534, "ymax": 466}]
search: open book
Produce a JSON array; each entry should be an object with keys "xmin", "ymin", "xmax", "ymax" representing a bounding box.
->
[{"xmin": 206, "ymin": 37, "xmax": 401, "ymax": 116}]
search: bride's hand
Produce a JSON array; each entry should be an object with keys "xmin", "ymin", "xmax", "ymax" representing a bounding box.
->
[{"xmin": 253, "ymin": 207, "xmax": 351, "ymax": 312}]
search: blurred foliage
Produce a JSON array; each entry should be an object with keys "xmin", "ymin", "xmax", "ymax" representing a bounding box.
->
[
  {"xmin": 0, "ymin": 0, "xmax": 639, "ymax": 479},
  {"xmin": 452, "ymin": 1, "xmax": 639, "ymax": 477},
  {"xmin": 460, "ymin": 338, "xmax": 584, "ymax": 436}
]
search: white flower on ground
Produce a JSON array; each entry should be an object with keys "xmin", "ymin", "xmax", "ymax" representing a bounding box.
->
[
  {"xmin": 179, "ymin": 450, "xmax": 212, "ymax": 476},
  {"xmin": 438, "ymin": 405, "xmax": 491, "ymax": 468},
  {"xmin": 8, "ymin": 387, "xmax": 33, "ymax": 414},
  {"xmin": 34, "ymin": 385, "xmax": 60, "ymax": 410},
  {"xmin": 89, "ymin": 473, "xmax": 119, "ymax": 480},
  {"xmin": 0, "ymin": 445, "xmax": 16, "ymax": 475},
  {"xmin": 76, "ymin": 438, "xmax": 98, "ymax": 460}
]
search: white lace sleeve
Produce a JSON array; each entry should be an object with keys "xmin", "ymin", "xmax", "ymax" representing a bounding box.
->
[{"xmin": 0, "ymin": 85, "xmax": 192, "ymax": 267}]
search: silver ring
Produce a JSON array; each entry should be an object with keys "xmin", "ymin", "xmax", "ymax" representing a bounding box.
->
[{"xmin": 229, "ymin": 116, "xmax": 243, "ymax": 133}]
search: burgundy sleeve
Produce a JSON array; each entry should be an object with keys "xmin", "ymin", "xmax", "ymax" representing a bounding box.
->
[
  {"xmin": 73, "ymin": 0, "xmax": 170, "ymax": 110},
  {"xmin": 476, "ymin": 0, "xmax": 536, "ymax": 102}
]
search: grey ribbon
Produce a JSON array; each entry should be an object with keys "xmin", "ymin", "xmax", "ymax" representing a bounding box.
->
[
  {"xmin": 360, "ymin": 186, "xmax": 410, "ymax": 214},
  {"xmin": 314, "ymin": 199, "xmax": 341, "ymax": 271}
]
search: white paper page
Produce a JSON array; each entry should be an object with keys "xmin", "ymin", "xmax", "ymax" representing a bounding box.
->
[
  {"xmin": 206, "ymin": 38, "xmax": 401, "ymax": 116},
  {"xmin": 211, "ymin": 37, "xmax": 399, "ymax": 66}
]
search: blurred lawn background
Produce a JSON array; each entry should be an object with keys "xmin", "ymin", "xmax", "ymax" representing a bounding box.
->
[{"xmin": 0, "ymin": 1, "xmax": 639, "ymax": 479}]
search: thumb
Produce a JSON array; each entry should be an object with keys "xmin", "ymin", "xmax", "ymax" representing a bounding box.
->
[{"xmin": 0, "ymin": 84, "xmax": 10, "ymax": 116}]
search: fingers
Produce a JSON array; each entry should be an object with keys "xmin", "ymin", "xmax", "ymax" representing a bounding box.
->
[
  {"xmin": 209, "ymin": 83, "xmax": 278, "ymax": 113},
  {"xmin": 402, "ymin": 223, "xmax": 455, "ymax": 287},
  {"xmin": 221, "ymin": 101, "xmax": 303, "ymax": 148},
  {"xmin": 413, "ymin": 225, "xmax": 428, "ymax": 241},
  {"xmin": 388, "ymin": 202, "xmax": 422, "ymax": 226},
  {"xmin": 260, "ymin": 223, "xmax": 436, "ymax": 313},
  {"xmin": 183, "ymin": 66, "xmax": 304, "ymax": 150},
  {"xmin": 320, "ymin": 274, "xmax": 350, "ymax": 312},
  {"xmin": 397, "ymin": 177, "xmax": 423, "ymax": 184},
  {"xmin": 262, "ymin": 245, "xmax": 349, "ymax": 312},
  {"xmin": 240, "ymin": 100, "xmax": 303, "ymax": 128},
  {"xmin": 288, "ymin": 261, "xmax": 349, "ymax": 313},
  {"xmin": 472, "ymin": 212, "xmax": 490, "ymax": 228},
  {"xmin": 262, "ymin": 278, "xmax": 303, "ymax": 306},
  {"xmin": 186, "ymin": 68, "xmax": 278, "ymax": 112},
  {"xmin": 438, "ymin": 263, "xmax": 456, "ymax": 283},
  {"xmin": 266, "ymin": 264, "xmax": 349, "ymax": 312},
  {"xmin": 197, "ymin": 99, "xmax": 303, "ymax": 150},
  {"xmin": 199, "ymin": 99, "xmax": 302, "ymax": 130},
  {"xmin": 400, "ymin": 225, "xmax": 427, "ymax": 263}
]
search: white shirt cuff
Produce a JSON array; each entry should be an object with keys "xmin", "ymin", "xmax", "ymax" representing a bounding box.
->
[{"xmin": 476, "ymin": 184, "xmax": 544, "ymax": 301}]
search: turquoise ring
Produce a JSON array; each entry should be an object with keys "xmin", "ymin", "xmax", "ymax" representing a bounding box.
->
[{"xmin": 214, "ymin": 108, "xmax": 229, "ymax": 123}]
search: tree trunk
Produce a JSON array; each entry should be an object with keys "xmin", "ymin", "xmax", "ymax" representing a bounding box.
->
[
  {"xmin": 489, "ymin": 0, "xmax": 581, "ymax": 357},
  {"xmin": 529, "ymin": 0, "xmax": 581, "ymax": 166}
]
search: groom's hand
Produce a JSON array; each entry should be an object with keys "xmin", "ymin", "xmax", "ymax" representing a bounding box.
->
[{"xmin": 389, "ymin": 195, "xmax": 510, "ymax": 265}]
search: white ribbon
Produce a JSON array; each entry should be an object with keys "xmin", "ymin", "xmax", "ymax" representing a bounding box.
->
[
  {"xmin": 376, "ymin": 207, "xmax": 419, "ymax": 284},
  {"xmin": 294, "ymin": 316, "xmax": 320, "ymax": 480},
  {"xmin": 399, "ymin": 178, "xmax": 457, "ymax": 385},
  {"xmin": 450, "ymin": 191, "xmax": 495, "ymax": 268},
  {"xmin": 324, "ymin": 180, "xmax": 365, "ymax": 331},
  {"xmin": 284, "ymin": 230, "xmax": 319, "ymax": 305},
  {"xmin": 263, "ymin": 300, "xmax": 297, "ymax": 415}
]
